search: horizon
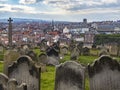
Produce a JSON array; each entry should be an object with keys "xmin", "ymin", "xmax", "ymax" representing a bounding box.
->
[
  {"xmin": 0, "ymin": 0, "xmax": 120, "ymax": 22},
  {"xmin": 0, "ymin": 17, "xmax": 120, "ymax": 23}
]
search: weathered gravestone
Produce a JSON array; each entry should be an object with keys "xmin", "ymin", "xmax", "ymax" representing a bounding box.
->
[
  {"xmin": 99, "ymin": 49, "xmax": 109, "ymax": 57},
  {"xmin": 37, "ymin": 53, "xmax": 47, "ymax": 72},
  {"xmin": 70, "ymin": 45, "xmax": 80, "ymax": 61},
  {"xmin": 69, "ymin": 39, "xmax": 76, "ymax": 53},
  {"xmin": 46, "ymin": 42, "xmax": 60, "ymax": 66},
  {"xmin": 60, "ymin": 46, "xmax": 68, "ymax": 59},
  {"xmin": 60, "ymin": 46, "xmax": 68, "ymax": 55},
  {"xmin": 19, "ymin": 44, "xmax": 31, "ymax": 55},
  {"xmin": 0, "ymin": 73, "xmax": 27, "ymax": 90},
  {"xmin": 8, "ymin": 55, "xmax": 41, "ymax": 90},
  {"xmin": 88, "ymin": 55, "xmax": 120, "ymax": 90},
  {"xmin": 40, "ymin": 39, "xmax": 48, "ymax": 52},
  {"xmin": 54, "ymin": 61, "xmax": 85, "ymax": 90},
  {"xmin": 77, "ymin": 42, "xmax": 83, "ymax": 55},
  {"xmin": 109, "ymin": 44, "xmax": 118, "ymax": 56},
  {"xmin": 26, "ymin": 50, "xmax": 37, "ymax": 62},
  {"xmin": 38, "ymin": 53, "xmax": 47, "ymax": 64},
  {"xmin": 3, "ymin": 50, "xmax": 20, "ymax": 75},
  {"xmin": 82, "ymin": 47, "xmax": 90, "ymax": 56}
]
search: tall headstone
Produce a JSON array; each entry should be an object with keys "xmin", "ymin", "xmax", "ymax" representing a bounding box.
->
[
  {"xmin": 8, "ymin": 17, "xmax": 13, "ymax": 47},
  {"xmin": 3, "ymin": 50, "xmax": 20, "ymax": 75},
  {"xmin": 54, "ymin": 61, "xmax": 85, "ymax": 90},
  {"xmin": 8, "ymin": 55, "xmax": 41, "ymax": 90},
  {"xmin": 88, "ymin": 55, "xmax": 120, "ymax": 90}
]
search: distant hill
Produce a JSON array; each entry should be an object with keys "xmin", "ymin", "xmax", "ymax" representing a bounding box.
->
[
  {"xmin": 0, "ymin": 18, "xmax": 50, "ymax": 23},
  {"xmin": 0, "ymin": 18, "xmax": 72, "ymax": 23}
]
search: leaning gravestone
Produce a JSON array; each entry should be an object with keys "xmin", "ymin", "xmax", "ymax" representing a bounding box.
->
[
  {"xmin": 0, "ymin": 73, "xmax": 27, "ymax": 90},
  {"xmin": 8, "ymin": 55, "xmax": 40, "ymax": 90},
  {"xmin": 54, "ymin": 61, "xmax": 85, "ymax": 90},
  {"xmin": 88, "ymin": 55, "xmax": 120, "ymax": 90},
  {"xmin": 3, "ymin": 50, "xmax": 20, "ymax": 75}
]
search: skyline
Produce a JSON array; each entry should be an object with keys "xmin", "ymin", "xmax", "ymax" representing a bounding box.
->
[{"xmin": 0, "ymin": 0, "xmax": 120, "ymax": 22}]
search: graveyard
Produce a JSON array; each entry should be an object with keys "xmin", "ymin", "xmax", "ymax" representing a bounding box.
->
[
  {"xmin": 0, "ymin": 18, "xmax": 120, "ymax": 90},
  {"xmin": 0, "ymin": 46, "xmax": 120, "ymax": 90}
]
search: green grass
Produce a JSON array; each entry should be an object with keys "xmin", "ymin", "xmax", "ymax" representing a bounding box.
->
[
  {"xmin": 78, "ymin": 55, "xmax": 98, "ymax": 65},
  {"xmin": 41, "ymin": 66, "xmax": 55, "ymax": 90}
]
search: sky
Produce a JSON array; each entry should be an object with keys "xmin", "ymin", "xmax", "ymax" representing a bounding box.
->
[{"xmin": 0, "ymin": 0, "xmax": 120, "ymax": 22}]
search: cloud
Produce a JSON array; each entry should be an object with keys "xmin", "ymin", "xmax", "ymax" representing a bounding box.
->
[
  {"xmin": 19, "ymin": 0, "xmax": 42, "ymax": 4},
  {"xmin": 0, "ymin": 0, "xmax": 8, "ymax": 1},
  {"xmin": 42, "ymin": 0, "xmax": 120, "ymax": 12},
  {"xmin": 0, "ymin": 6, "xmax": 5, "ymax": 8},
  {"xmin": 0, "ymin": 4, "xmax": 35, "ymax": 13}
]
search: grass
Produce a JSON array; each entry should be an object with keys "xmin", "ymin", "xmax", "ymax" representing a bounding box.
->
[
  {"xmin": 78, "ymin": 55, "xmax": 98, "ymax": 65},
  {"xmin": 41, "ymin": 66, "xmax": 55, "ymax": 90}
]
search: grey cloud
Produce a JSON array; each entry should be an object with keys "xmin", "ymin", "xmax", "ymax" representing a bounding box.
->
[
  {"xmin": 42, "ymin": 0, "xmax": 120, "ymax": 12},
  {"xmin": 0, "ymin": 6, "xmax": 5, "ymax": 8},
  {"xmin": 11, "ymin": 7, "xmax": 24, "ymax": 11}
]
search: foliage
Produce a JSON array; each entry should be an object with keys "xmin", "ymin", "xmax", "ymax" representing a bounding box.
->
[{"xmin": 94, "ymin": 34, "xmax": 120, "ymax": 45}]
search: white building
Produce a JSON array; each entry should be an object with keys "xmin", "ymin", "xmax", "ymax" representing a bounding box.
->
[{"xmin": 63, "ymin": 26, "xmax": 69, "ymax": 34}]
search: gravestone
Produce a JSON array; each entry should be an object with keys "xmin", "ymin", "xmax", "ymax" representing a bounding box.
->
[
  {"xmin": 8, "ymin": 55, "xmax": 40, "ymax": 90},
  {"xmin": 99, "ymin": 49, "xmax": 109, "ymax": 57},
  {"xmin": 60, "ymin": 46, "xmax": 68, "ymax": 55},
  {"xmin": 88, "ymin": 55, "xmax": 120, "ymax": 90},
  {"xmin": 55, "ymin": 61, "xmax": 85, "ymax": 90},
  {"xmin": 3, "ymin": 50, "xmax": 20, "ymax": 75},
  {"xmin": 38, "ymin": 53, "xmax": 47, "ymax": 64},
  {"xmin": 77, "ymin": 42, "xmax": 83, "ymax": 55},
  {"xmin": 26, "ymin": 50, "xmax": 37, "ymax": 61},
  {"xmin": 0, "ymin": 73, "xmax": 27, "ymax": 90},
  {"xmin": 22, "ymin": 44, "xmax": 30, "ymax": 54},
  {"xmin": 37, "ymin": 53, "xmax": 47, "ymax": 72},
  {"xmin": 109, "ymin": 44, "xmax": 118, "ymax": 56},
  {"xmin": 70, "ymin": 46, "xmax": 80, "ymax": 60},
  {"xmin": 46, "ymin": 42, "xmax": 60, "ymax": 65},
  {"xmin": 82, "ymin": 47, "xmax": 90, "ymax": 56},
  {"xmin": 40, "ymin": 39, "xmax": 48, "ymax": 52}
]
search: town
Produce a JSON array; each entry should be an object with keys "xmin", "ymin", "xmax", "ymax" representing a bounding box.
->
[{"xmin": 0, "ymin": 18, "xmax": 120, "ymax": 48}]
